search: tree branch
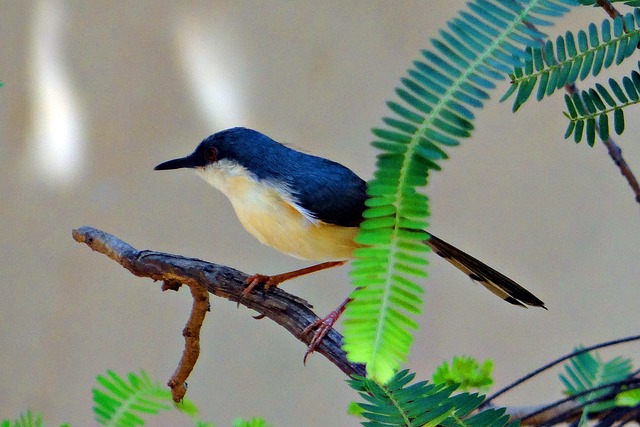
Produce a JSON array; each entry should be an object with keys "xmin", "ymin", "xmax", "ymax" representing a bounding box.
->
[
  {"xmin": 72, "ymin": 226, "xmax": 640, "ymax": 425},
  {"xmin": 71, "ymin": 226, "xmax": 366, "ymax": 387}
]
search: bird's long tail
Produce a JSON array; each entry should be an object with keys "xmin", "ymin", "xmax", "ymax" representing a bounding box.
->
[{"xmin": 425, "ymin": 233, "xmax": 546, "ymax": 309}]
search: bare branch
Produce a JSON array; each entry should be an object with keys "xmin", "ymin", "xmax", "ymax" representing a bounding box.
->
[
  {"xmin": 501, "ymin": 402, "xmax": 580, "ymax": 425},
  {"xmin": 71, "ymin": 226, "xmax": 366, "ymax": 381},
  {"xmin": 596, "ymin": 0, "xmax": 622, "ymax": 20},
  {"xmin": 167, "ymin": 283, "xmax": 209, "ymax": 402}
]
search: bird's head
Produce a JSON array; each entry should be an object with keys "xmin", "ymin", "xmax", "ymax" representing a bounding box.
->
[{"xmin": 154, "ymin": 127, "xmax": 269, "ymax": 172}]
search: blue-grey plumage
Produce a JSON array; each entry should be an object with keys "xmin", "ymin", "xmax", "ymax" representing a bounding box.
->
[{"xmin": 155, "ymin": 127, "xmax": 545, "ymax": 309}]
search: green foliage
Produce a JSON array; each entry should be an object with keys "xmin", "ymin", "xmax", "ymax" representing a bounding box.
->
[
  {"xmin": 232, "ymin": 418, "xmax": 271, "ymax": 427},
  {"xmin": 1, "ymin": 411, "xmax": 46, "ymax": 427},
  {"xmin": 348, "ymin": 370, "xmax": 516, "ymax": 427},
  {"xmin": 560, "ymin": 347, "xmax": 633, "ymax": 425},
  {"xmin": 502, "ymin": 10, "xmax": 640, "ymax": 111},
  {"xmin": 2, "ymin": 371, "xmax": 270, "ymax": 427},
  {"xmin": 563, "ymin": 64, "xmax": 640, "ymax": 145},
  {"xmin": 348, "ymin": 401, "xmax": 367, "ymax": 418},
  {"xmin": 343, "ymin": 0, "xmax": 577, "ymax": 384},
  {"xmin": 432, "ymin": 356, "xmax": 494, "ymax": 393},
  {"xmin": 0, "ymin": 411, "xmax": 71, "ymax": 427},
  {"xmin": 93, "ymin": 370, "xmax": 199, "ymax": 426},
  {"xmin": 616, "ymin": 388, "xmax": 640, "ymax": 406}
]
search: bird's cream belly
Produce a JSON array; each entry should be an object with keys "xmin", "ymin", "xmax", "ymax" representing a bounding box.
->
[
  {"xmin": 237, "ymin": 206, "xmax": 359, "ymax": 261},
  {"xmin": 213, "ymin": 173, "xmax": 359, "ymax": 261}
]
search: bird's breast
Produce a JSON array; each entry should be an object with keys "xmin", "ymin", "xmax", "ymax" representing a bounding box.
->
[{"xmin": 197, "ymin": 164, "xmax": 359, "ymax": 261}]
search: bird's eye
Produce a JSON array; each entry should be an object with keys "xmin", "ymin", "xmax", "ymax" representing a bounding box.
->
[{"xmin": 204, "ymin": 147, "xmax": 217, "ymax": 162}]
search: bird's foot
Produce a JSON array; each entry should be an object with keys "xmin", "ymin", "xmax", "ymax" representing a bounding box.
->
[
  {"xmin": 244, "ymin": 273, "xmax": 282, "ymax": 295},
  {"xmin": 302, "ymin": 313, "xmax": 340, "ymax": 364},
  {"xmin": 301, "ymin": 297, "xmax": 350, "ymax": 363},
  {"xmin": 237, "ymin": 273, "xmax": 283, "ymax": 307}
]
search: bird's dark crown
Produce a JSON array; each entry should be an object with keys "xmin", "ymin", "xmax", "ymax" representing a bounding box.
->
[
  {"xmin": 154, "ymin": 127, "xmax": 289, "ymax": 173},
  {"xmin": 192, "ymin": 127, "xmax": 338, "ymax": 183}
]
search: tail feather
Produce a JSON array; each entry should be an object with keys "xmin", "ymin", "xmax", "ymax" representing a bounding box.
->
[{"xmin": 425, "ymin": 233, "xmax": 546, "ymax": 309}]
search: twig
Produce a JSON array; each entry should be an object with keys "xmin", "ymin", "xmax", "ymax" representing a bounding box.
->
[
  {"xmin": 481, "ymin": 334, "xmax": 640, "ymax": 408},
  {"xmin": 596, "ymin": 0, "xmax": 622, "ymax": 20},
  {"xmin": 501, "ymin": 402, "xmax": 580, "ymax": 426},
  {"xmin": 72, "ymin": 226, "xmax": 366, "ymax": 385},
  {"xmin": 167, "ymin": 283, "xmax": 209, "ymax": 402}
]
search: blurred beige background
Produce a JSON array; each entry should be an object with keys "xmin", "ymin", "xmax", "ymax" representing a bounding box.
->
[{"xmin": 2, "ymin": 1, "xmax": 640, "ymax": 426}]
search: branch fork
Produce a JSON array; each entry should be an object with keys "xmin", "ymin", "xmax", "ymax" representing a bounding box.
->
[{"xmin": 72, "ymin": 226, "xmax": 365, "ymax": 402}]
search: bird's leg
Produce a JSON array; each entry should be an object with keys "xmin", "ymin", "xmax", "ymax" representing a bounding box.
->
[
  {"xmin": 302, "ymin": 295, "xmax": 352, "ymax": 363},
  {"xmin": 242, "ymin": 260, "xmax": 347, "ymax": 300}
]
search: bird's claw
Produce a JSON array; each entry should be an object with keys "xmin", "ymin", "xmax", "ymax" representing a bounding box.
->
[
  {"xmin": 301, "ymin": 311, "xmax": 342, "ymax": 364},
  {"xmin": 236, "ymin": 274, "xmax": 280, "ymax": 308}
]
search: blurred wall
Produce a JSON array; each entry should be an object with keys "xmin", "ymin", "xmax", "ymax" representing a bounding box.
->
[{"xmin": 1, "ymin": 1, "xmax": 640, "ymax": 426}]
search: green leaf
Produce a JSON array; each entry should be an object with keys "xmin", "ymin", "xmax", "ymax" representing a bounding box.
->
[
  {"xmin": 595, "ymin": 82, "xmax": 616, "ymax": 107},
  {"xmin": 0, "ymin": 411, "xmax": 44, "ymax": 427},
  {"xmin": 346, "ymin": 0, "xmax": 577, "ymax": 385},
  {"xmin": 598, "ymin": 112, "xmax": 609, "ymax": 141},
  {"xmin": 616, "ymin": 389, "xmax": 640, "ymax": 407},
  {"xmin": 348, "ymin": 370, "xmax": 513, "ymax": 427},
  {"xmin": 562, "ymin": 63, "xmax": 640, "ymax": 144},
  {"xmin": 564, "ymin": 119, "xmax": 576, "ymax": 139},
  {"xmin": 609, "ymin": 78, "xmax": 628, "ymax": 103},
  {"xmin": 574, "ymin": 119, "xmax": 584, "ymax": 143},
  {"xmin": 502, "ymin": 12, "xmax": 640, "ymax": 108},
  {"xmin": 432, "ymin": 356, "xmax": 494, "ymax": 392},
  {"xmin": 387, "ymin": 101, "xmax": 424, "ymax": 124},
  {"xmin": 93, "ymin": 370, "xmax": 187, "ymax": 426},
  {"xmin": 232, "ymin": 418, "xmax": 271, "ymax": 427},
  {"xmin": 560, "ymin": 347, "xmax": 633, "ymax": 424},
  {"xmin": 614, "ymin": 107, "xmax": 625, "ymax": 135},
  {"xmin": 585, "ymin": 117, "xmax": 596, "ymax": 146}
]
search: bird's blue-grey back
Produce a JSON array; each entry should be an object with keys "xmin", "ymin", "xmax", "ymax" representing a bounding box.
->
[{"xmin": 206, "ymin": 128, "xmax": 367, "ymax": 227}]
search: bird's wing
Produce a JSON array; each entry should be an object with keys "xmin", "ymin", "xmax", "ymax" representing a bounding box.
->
[{"xmin": 288, "ymin": 160, "xmax": 368, "ymax": 228}]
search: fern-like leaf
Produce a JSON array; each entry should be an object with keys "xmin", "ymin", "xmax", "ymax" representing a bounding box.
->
[
  {"xmin": 348, "ymin": 370, "xmax": 515, "ymax": 427},
  {"xmin": 1, "ymin": 411, "xmax": 45, "ymax": 427},
  {"xmin": 560, "ymin": 347, "xmax": 633, "ymax": 425},
  {"xmin": 503, "ymin": 10, "xmax": 640, "ymax": 111},
  {"xmin": 343, "ymin": 0, "xmax": 577, "ymax": 384},
  {"xmin": 563, "ymin": 62, "xmax": 640, "ymax": 145},
  {"xmin": 93, "ymin": 370, "xmax": 197, "ymax": 426}
]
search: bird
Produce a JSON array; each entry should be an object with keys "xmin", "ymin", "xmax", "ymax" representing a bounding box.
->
[{"xmin": 154, "ymin": 127, "xmax": 546, "ymax": 353}]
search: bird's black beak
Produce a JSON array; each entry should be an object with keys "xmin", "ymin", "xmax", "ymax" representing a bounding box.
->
[{"xmin": 154, "ymin": 154, "xmax": 197, "ymax": 171}]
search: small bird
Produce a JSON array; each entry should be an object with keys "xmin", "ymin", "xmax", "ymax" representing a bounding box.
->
[{"xmin": 155, "ymin": 128, "xmax": 545, "ymax": 350}]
